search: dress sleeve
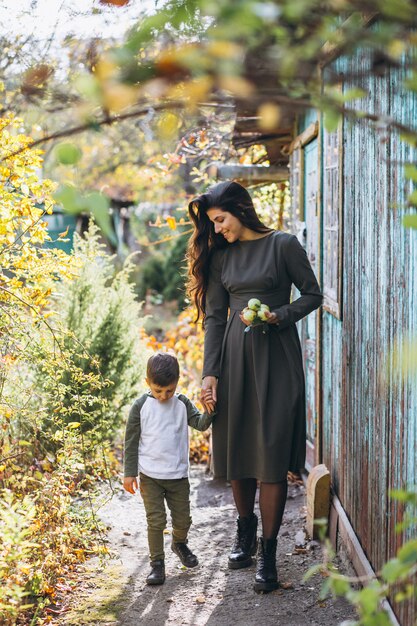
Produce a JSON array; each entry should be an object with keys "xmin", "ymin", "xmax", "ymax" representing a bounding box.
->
[
  {"xmin": 123, "ymin": 395, "xmax": 146, "ymax": 477},
  {"xmin": 273, "ymin": 235, "xmax": 323, "ymax": 329},
  {"xmin": 203, "ymin": 249, "xmax": 229, "ymax": 378}
]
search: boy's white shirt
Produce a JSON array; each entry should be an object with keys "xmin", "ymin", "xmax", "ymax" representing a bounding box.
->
[
  {"xmin": 138, "ymin": 394, "xmax": 191, "ymax": 479},
  {"xmin": 123, "ymin": 392, "xmax": 214, "ymax": 479}
]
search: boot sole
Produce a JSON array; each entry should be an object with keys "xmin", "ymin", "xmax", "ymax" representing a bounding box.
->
[
  {"xmin": 253, "ymin": 580, "xmax": 279, "ymax": 593},
  {"xmin": 228, "ymin": 556, "xmax": 253, "ymax": 569},
  {"xmin": 146, "ymin": 578, "xmax": 165, "ymax": 585}
]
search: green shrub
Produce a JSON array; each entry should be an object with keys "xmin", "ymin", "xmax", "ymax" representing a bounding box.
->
[
  {"xmin": 51, "ymin": 223, "xmax": 148, "ymax": 442},
  {"xmin": 162, "ymin": 234, "xmax": 188, "ymax": 308},
  {"xmin": 137, "ymin": 233, "xmax": 188, "ymax": 309},
  {"xmin": 137, "ymin": 252, "xmax": 166, "ymax": 300}
]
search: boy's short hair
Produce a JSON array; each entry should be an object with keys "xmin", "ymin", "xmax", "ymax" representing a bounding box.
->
[{"xmin": 147, "ymin": 352, "xmax": 180, "ymax": 386}]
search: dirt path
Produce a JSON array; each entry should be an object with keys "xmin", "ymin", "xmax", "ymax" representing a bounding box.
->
[{"xmin": 63, "ymin": 466, "xmax": 357, "ymax": 626}]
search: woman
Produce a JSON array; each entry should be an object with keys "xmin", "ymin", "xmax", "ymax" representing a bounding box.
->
[{"xmin": 186, "ymin": 181, "xmax": 322, "ymax": 593}]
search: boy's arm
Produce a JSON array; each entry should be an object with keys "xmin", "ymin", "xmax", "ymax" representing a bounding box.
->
[
  {"xmin": 123, "ymin": 397, "xmax": 145, "ymax": 478},
  {"xmin": 178, "ymin": 394, "xmax": 216, "ymax": 431}
]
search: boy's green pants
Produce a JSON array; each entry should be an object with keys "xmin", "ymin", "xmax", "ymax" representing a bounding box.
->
[{"xmin": 139, "ymin": 472, "xmax": 192, "ymax": 562}]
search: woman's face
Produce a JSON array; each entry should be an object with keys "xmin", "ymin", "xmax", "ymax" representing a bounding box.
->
[{"xmin": 206, "ymin": 207, "xmax": 245, "ymax": 243}]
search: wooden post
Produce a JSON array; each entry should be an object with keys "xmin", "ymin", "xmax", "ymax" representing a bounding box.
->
[{"xmin": 306, "ymin": 464, "xmax": 330, "ymax": 539}]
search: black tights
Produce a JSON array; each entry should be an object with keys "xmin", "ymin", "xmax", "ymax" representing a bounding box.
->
[{"xmin": 230, "ymin": 477, "xmax": 288, "ymax": 540}]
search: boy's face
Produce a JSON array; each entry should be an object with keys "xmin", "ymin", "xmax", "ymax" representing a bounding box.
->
[{"xmin": 146, "ymin": 378, "xmax": 178, "ymax": 402}]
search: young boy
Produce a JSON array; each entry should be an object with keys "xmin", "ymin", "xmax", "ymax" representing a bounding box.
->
[{"xmin": 123, "ymin": 352, "xmax": 215, "ymax": 585}]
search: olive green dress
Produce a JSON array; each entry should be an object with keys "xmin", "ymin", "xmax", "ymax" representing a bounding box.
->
[{"xmin": 202, "ymin": 231, "xmax": 323, "ymax": 482}]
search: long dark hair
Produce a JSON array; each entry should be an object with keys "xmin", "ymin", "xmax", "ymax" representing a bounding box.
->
[{"xmin": 186, "ymin": 181, "xmax": 271, "ymax": 322}]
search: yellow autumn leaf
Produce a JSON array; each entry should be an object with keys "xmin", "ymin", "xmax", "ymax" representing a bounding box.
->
[
  {"xmin": 157, "ymin": 112, "xmax": 182, "ymax": 140},
  {"xmin": 166, "ymin": 216, "xmax": 177, "ymax": 230},
  {"xmin": 58, "ymin": 226, "xmax": 70, "ymax": 238},
  {"xmin": 102, "ymin": 83, "xmax": 138, "ymax": 113},
  {"xmin": 258, "ymin": 102, "xmax": 281, "ymax": 131},
  {"xmin": 218, "ymin": 75, "xmax": 254, "ymax": 97},
  {"xmin": 95, "ymin": 56, "xmax": 118, "ymax": 81},
  {"xmin": 206, "ymin": 41, "xmax": 243, "ymax": 59}
]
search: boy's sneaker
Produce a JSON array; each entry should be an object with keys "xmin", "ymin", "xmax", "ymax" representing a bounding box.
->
[
  {"xmin": 171, "ymin": 542, "xmax": 198, "ymax": 568},
  {"xmin": 146, "ymin": 559, "xmax": 165, "ymax": 585}
]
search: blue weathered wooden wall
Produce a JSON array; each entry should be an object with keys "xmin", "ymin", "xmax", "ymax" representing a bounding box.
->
[
  {"xmin": 334, "ymin": 49, "xmax": 416, "ymax": 625},
  {"xmin": 296, "ymin": 45, "xmax": 417, "ymax": 625}
]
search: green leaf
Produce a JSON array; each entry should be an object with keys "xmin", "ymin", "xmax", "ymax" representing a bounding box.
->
[
  {"xmin": 408, "ymin": 190, "xmax": 417, "ymax": 204},
  {"xmin": 403, "ymin": 214, "xmax": 417, "ymax": 228},
  {"xmin": 355, "ymin": 585, "xmax": 381, "ymax": 614},
  {"xmin": 400, "ymin": 132, "xmax": 417, "ymax": 147},
  {"xmin": 404, "ymin": 164, "xmax": 417, "ymax": 182},
  {"xmin": 394, "ymin": 583, "xmax": 415, "ymax": 602},
  {"xmin": 85, "ymin": 192, "xmax": 117, "ymax": 245},
  {"xmin": 381, "ymin": 558, "xmax": 410, "ymax": 583},
  {"xmin": 395, "ymin": 515, "xmax": 417, "ymax": 533},
  {"xmin": 53, "ymin": 184, "xmax": 85, "ymax": 215},
  {"xmin": 331, "ymin": 577, "xmax": 351, "ymax": 596},
  {"xmin": 390, "ymin": 488, "xmax": 417, "ymax": 504},
  {"xmin": 74, "ymin": 73, "xmax": 101, "ymax": 100},
  {"xmin": 68, "ymin": 422, "xmax": 81, "ymax": 429},
  {"xmin": 397, "ymin": 539, "xmax": 417, "ymax": 565},
  {"xmin": 302, "ymin": 563, "xmax": 323, "ymax": 581},
  {"xmin": 55, "ymin": 142, "xmax": 82, "ymax": 165},
  {"xmin": 342, "ymin": 88, "xmax": 367, "ymax": 102},
  {"xmin": 318, "ymin": 577, "xmax": 332, "ymax": 600},
  {"xmin": 323, "ymin": 109, "xmax": 341, "ymax": 133}
]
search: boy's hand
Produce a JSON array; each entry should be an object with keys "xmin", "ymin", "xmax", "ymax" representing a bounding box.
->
[
  {"xmin": 123, "ymin": 476, "xmax": 138, "ymax": 495},
  {"xmin": 201, "ymin": 386, "xmax": 215, "ymax": 413}
]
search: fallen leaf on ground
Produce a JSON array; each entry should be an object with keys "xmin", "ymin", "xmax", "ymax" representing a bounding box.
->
[
  {"xmin": 195, "ymin": 596, "xmax": 206, "ymax": 603},
  {"xmin": 295, "ymin": 529, "xmax": 307, "ymax": 546},
  {"xmin": 45, "ymin": 604, "xmax": 70, "ymax": 614},
  {"xmin": 280, "ymin": 581, "xmax": 294, "ymax": 589}
]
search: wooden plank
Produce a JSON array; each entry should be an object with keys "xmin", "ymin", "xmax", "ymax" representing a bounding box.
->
[
  {"xmin": 330, "ymin": 495, "xmax": 401, "ymax": 626},
  {"xmin": 288, "ymin": 122, "xmax": 319, "ymax": 153},
  {"xmin": 208, "ymin": 163, "xmax": 288, "ymax": 183}
]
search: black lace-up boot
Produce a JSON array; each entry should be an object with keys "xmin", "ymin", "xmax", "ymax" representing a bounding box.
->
[
  {"xmin": 228, "ymin": 513, "xmax": 258, "ymax": 569},
  {"xmin": 254, "ymin": 537, "xmax": 279, "ymax": 593},
  {"xmin": 146, "ymin": 560, "xmax": 165, "ymax": 585},
  {"xmin": 171, "ymin": 542, "xmax": 198, "ymax": 568}
]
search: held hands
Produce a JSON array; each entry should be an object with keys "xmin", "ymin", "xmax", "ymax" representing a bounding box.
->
[
  {"xmin": 200, "ymin": 376, "xmax": 217, "ymax": 413},
  {"xmin": 123, "ymin": 476, "xmax": 138, "ymax": 495}
]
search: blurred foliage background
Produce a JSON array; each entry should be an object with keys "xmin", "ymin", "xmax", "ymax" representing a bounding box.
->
[{"xmin": 2, "ymin": 0, "xmax": 417, "ymax": 623}]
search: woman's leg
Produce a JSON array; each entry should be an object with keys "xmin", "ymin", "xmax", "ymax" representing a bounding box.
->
[
  {"xmin": 230, "ymin": 478, "xmax": 257, "ymax": 516},
  {"xmin": 254, "ymin": 479, "xmax": 288, "ymax": 593},
  {"xmin": 228, "ymin": 478, "xmax": 258, "ymax": 569},
  {"xmin": 259, "ymin": 479, "xmax": 288, "ymax": 539}
]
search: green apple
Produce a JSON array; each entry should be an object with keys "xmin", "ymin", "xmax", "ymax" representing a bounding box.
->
[
  {"xmin": 242, "ymin": 307, "xmax": 257, "ymax": 323},
  {"xmin": 258, "ymin": 305, "xmax": 269, "ymax": 322},
  {"xmin": 248, "ymin": 298, "xmax": 261, "ymax": 311}
]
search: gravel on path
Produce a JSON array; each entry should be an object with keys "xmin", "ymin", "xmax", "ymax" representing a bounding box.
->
[{"xmin": 63, "ymin": 466, "xmax": 357, "ymax": 626}]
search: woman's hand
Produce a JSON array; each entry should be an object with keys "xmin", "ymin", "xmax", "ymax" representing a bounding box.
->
[
  {"xmin": 239, "ymin": 309, "xmax": 279, "ymax": 325},
  {"xmin": 239, "ymin": 311, "xmax": 252, "ymax": 326},
  {"xmin": 201, "ymin": 375, "xmax": 217, "ymax": 413},
  {"xmin": 263, "ymin": 310, "xmax": 279, "ymax": 325}
]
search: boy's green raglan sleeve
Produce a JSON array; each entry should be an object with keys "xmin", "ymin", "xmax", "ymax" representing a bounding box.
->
[
  {"xmin": 179, "ymin": 394, "xmax": 216, "ymax": 431},
  {"xmin": 123, "ymin": 396, "xmax": 146, "ymax": 478}
]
